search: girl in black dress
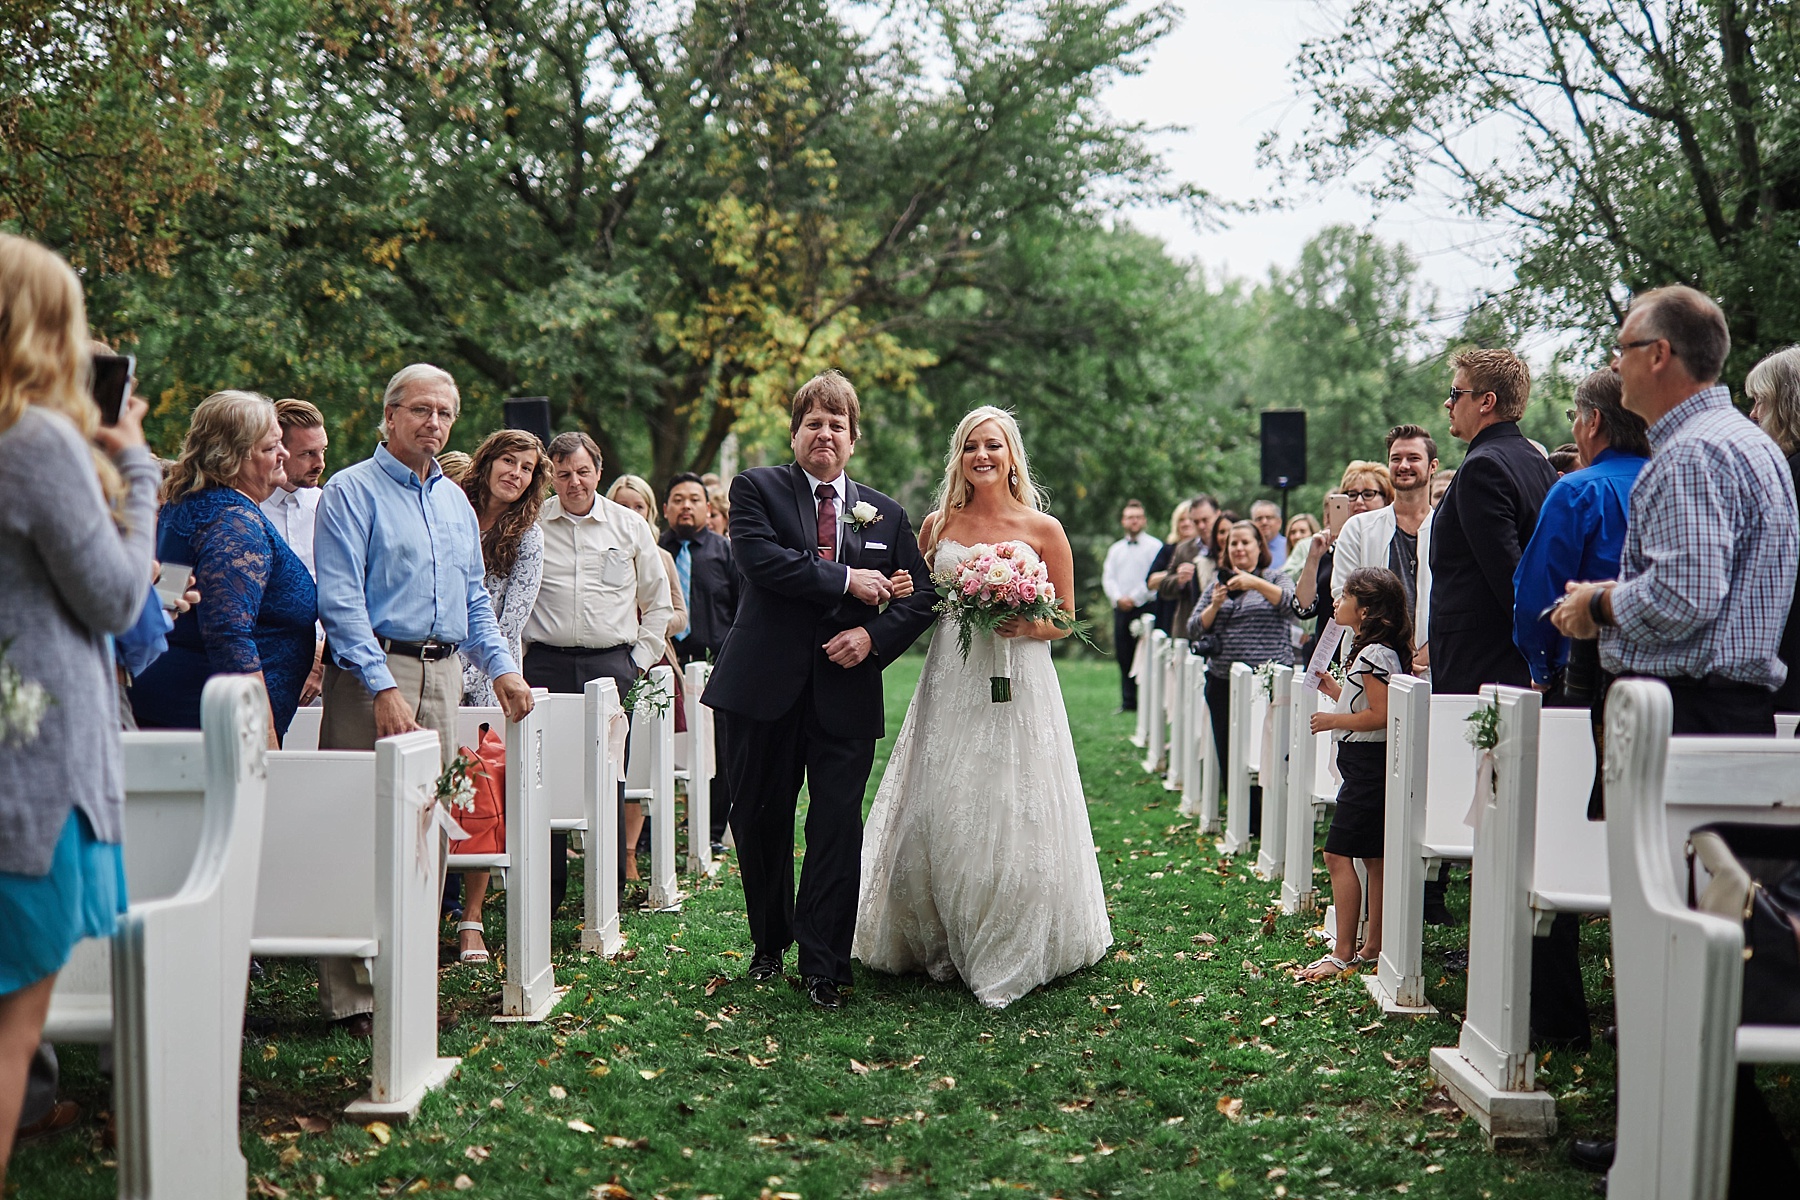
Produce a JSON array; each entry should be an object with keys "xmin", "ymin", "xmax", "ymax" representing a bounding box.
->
[{"xmin": 1296, "ymin": 567, "xmax": 1413, "ymax": 981}]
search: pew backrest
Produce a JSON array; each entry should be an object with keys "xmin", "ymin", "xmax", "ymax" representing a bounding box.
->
[
  {"xmin": 1421, "ymin": 693, "xmax": 1482, "ymax": 860},
  {"xmin": 1530, "ymin": 707, "xmax": 1606, "ymax": 914}
]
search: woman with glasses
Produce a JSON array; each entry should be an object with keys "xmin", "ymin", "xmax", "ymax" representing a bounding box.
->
[{"xmin": 1291, "ymin": 463, "xmax": 1392, "ymax": 661}]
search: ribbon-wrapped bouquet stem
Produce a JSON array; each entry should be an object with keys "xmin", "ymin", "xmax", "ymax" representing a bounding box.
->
[{"xmin": 932, "ymin": 540, "xmax": 1083, "ymax": 702}]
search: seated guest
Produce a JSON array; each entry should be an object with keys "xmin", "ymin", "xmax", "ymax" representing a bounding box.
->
[
  {"xmin": 1510, "ymin": 367, "xmax": 1649, "ymax": 1049},
  {"xmin": 1188, "ymin": 520, "xmax": 1298, "ymax": 834},
  {"xmin": 133, "ymin": 391, "xmax": 316, "ymax": 744},
  {"xmin": 453, "ymin": 429, "xmax": 547, "ymax": 964},
  {"xmin": 1746, "ymin": 345, "xmax": 1800, "ymax": 714}
]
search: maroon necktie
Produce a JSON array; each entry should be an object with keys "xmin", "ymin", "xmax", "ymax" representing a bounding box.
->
[{"xmin": 815, "ymin": 483, "xmax": 838, "ymax": 561}]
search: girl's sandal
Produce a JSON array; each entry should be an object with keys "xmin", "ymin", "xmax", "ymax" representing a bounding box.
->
[
  {"xmin": 457, "ymin": 921, "xmax": 490, "ymax": 965},
  {"xmin": 1296, "ymin": 954, "xmax": 1352, "ymax": 981}
]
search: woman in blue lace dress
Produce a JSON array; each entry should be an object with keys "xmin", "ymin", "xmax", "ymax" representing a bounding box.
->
[{"xmin": 131, "ymin": 391, "xmax": 317, "ymax": 743}]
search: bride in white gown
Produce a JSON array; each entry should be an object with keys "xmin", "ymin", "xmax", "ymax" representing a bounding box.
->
[{"xmin": 854, "ymin": 406, "xmax": 1112, "ymax": 1008}]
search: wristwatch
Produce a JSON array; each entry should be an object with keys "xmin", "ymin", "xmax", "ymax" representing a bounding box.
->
[{"xmin": 1588, "ymin": 587, "xmax": 1614, "ymax": 628}]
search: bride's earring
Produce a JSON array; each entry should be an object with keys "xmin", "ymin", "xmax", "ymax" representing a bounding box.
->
[{"xmin": 1008, "ymin": 468, "xmax": 1018, "ymax": 486}]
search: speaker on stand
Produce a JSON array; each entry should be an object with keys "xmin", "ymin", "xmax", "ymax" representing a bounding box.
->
[{"xmin": 1260, "ymin": 410, "xmax": 1307, "ymax": 526}]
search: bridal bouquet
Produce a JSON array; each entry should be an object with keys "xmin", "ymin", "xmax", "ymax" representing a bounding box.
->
[{"xmin": 933, "ymin": 541, "xmax": 1078, "ymax": 702}]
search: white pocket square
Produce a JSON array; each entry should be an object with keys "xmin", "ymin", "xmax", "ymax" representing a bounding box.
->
[{"xmin": 865, "ymin": 541, "xmax": 888, "ymax": 550}]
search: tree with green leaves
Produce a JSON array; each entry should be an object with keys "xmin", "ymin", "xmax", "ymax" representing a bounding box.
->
[{"xmin": 1277, "ymin": 0, "xmax": 1800, "ymax": 388}]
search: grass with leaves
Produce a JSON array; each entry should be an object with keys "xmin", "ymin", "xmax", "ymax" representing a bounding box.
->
[{"xmin": 16, "ymin": 654, "xmax": 1659, "ymax": 1198}]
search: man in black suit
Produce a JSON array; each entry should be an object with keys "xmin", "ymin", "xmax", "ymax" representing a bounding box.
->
[
  {"xmin": 703, "ymin": 371, "xmax": 937, "ymax": 1010},
  {"xmin": 661, "ymin": 470, "xmax": 740, "ymax": 848},
  {"xmin": 1429, "ymin": 348, "xmax": 1559, "ymax": 695},
  {"xmin": 660, "ymin": 471, "xmax": 739, "ymax": 666}
]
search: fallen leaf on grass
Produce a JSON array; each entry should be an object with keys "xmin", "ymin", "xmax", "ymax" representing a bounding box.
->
[
  {"xmin": 719, "ymin": 950, "xmax": 743, "ymax": 959},
  {"xmin": 464, "ymin": 1146, "xmax": 491, "ymax": 1162},
  {"xmin": 704, "ymin": 976, "xmax": 731, "ymax": 997},
  {"xmin": 277, "ymin": 1146, "xmax": 301, "ymax": 1167},
  {"xmin": 1163, "ymin": 1116, "xmax": 1185, "ymax": 1126},
  {"xmin": 295, "ymin": 1117, "xmax": 330, "ymax": 1135},
  {"xmin": 568, "ymin": 1119, "xmax": 597, "ymax": 1133},
  {"xmin": 1216, "ymin": 1096, "xmax": 1244, "ymax": 1121},
  {"xmin": 1357, "ymin": 1021, "xmax": 1383, "ymax": 1034},
  {"xmin": 1241, "ymin": 960, "xmax": 1264, "ymax": 979},
  {"xmin": 1424, "ymin": 1164, "xmax": 1444, "ymax": 1174},
  {"xmin": 1192, "ymin": 932, "xmax": 1218, "ymax": 945},
  {"xmin": 746, "ymin": 1054, "xmax": 775, "ymax": 1069},
  {"xmin": 861, "ymin": 1117, "xmax": 889, "ymax": 1127},
  {"xmin": 602, "ymin": 1135, "xmax": 649, "ymax": 1150},
  {"xmin": 262, "ymin": 1044, "xmax": 279, "ymax": 1062},
  {"xmin": 850, "ymin": 1059, "xmax": 871, "ymax": 1075},
  {"xmin": 638, "ymin": 1069, "xmax": 663, "ymax": 1080},
  {"xmin": 1260, "ymin": 1015, "xmax": 1279, "ymax": 1028},
  {"xmin": 365, "ymin": 1122, "xmax": 392, "ymax": 1145},
  {"xmin": 1064, "ymin": 1155, "xmax": 1086, "ymax": 1165},
  {"xmin": 1267, "ymin": 1166, "xmax": 1288, "ymax": 1180},
  {"xmin": 548, "ymin": 1085, "xmax": 567, "ymax": 1100},
  {"xmin": 589, "ymin": 1184, "xmax": 635, "ymax": 1200},
  {"xmin": 930, "ymin": 1076, "xmax": 956, "ymax": 1090},
  {"xmin": 1093, "ymin": 1141, "xmax": 1117, "ymax": 1156},
  {"xmin": 251, "ymin": 1179, "xmax": 288, "ymax": 1199},
  {"xmin": 453, "ymin": 1177, "xmax": 475, "ymax": 1191},
  {"xmin": 590, "ymin": 1064, "xmax": 611, "ymax": 1077},
  {"xmin": 1130, "ymin": 979, "xmax": 1146, "ymax": 995}
]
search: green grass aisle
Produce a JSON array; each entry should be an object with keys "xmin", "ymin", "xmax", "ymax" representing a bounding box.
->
[{"xmin": 15, "ymin": 656, "xmax": 1619, "ymax": 1199}]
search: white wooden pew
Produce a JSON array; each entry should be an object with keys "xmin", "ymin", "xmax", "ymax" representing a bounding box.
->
[
  {"xmin": 46, "ymin": 676, "xmax": 268, "ymax": 1200},
  {"xmin": 1605, "ymin": 680, "xmax": 1800, "ymax": 1200},
  {"xmin": 1777, "ymin": 712, "xmax": 1799, "ymax": 738},
  {"xmin": 1129, "ymin": 614, "xmax": 1154, "ymax": 749},
  {"xmin": 1253, "ymin": 666, "xmax": 1295, "ymax": 880},
  {"xmin": 1428, "ymin": 687, "xmax": 1604, "ymax": 1145},
  {"xmin": 1164, "ymin": 638, "xmax": 1188, "ymax": 792},
  {"xmin": 1363, "ymin": 677, "xmax": 1481, "ymax": 1017},
  {"xmin": 580, "ymin": 679, "xmax": 625, "ymax": 956},
  {"xmin": 1141, "ymin": 629, "xmax": 1169, "ymax": 774},
  {"xmin": 1221, "ymin": 662, "xmax": 1274, "ymax": 856},
  {"xmin": 626, "ymin": 664, "xmax": 683, "ymax": 911},
  {"xmin": 682, "ymin": 660, "xmax": 720, "ymax": 878},
  {"xmin": 254, "ymin": 727, "xmax": 456, "ymax": 1117},
  {"xmin": 444, "ymin": 691, "xmax": 561, "ymax": 1023},
  {"xmin": 1281, "ymin": 684, "xmax": 1339, "ymax": 914},
  {"xmin": 1176, "ymin": 652, "xmax": 1221, "ymax": 832}
]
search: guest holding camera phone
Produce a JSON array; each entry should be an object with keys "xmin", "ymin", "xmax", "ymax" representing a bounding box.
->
[
  {"xmin": 0, "ymin": 235, "xmax": 162, "ymax": 1177},
  {"xmin": 131, "ymin": 391, "xmax": 318, "ymax": 746},
  {"xmin": 1188, "ymin": 520, "xmax": 1298, "ymax": 834},
  {"xmin": 1290, "ymin": 462, "xmax": 1392, "ymax": 661}
]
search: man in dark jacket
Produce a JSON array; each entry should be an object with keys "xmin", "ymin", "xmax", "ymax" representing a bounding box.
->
[
  {"xmin": 660, "ymin": 471, "xmax": 739, "ymax": 666},
  {"xmin": 1430, "ymin": 348, "xmax": 1559, "ymax": 695}
]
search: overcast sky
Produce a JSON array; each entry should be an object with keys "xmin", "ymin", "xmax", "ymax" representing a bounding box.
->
[{"xmin": 1099, "ymin": 0, "xmax": 1518, "ymax": 329}]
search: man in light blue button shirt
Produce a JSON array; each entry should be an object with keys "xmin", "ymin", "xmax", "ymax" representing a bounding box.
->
[{"xmin": 312, "ymin": 363, "xmax": 534, "ymax": 1029}]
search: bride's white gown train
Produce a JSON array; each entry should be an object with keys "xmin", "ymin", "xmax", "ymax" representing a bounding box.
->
[{"xmin": 854, "ymin": 540, "xmax": 1113, "ymax": 1008}]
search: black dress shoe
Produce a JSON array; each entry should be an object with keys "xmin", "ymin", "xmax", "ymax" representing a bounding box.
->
[
  {"xmin": 1441, "ymin": 948, "xmax": 1470, "ymax": 972},
  {"xmin": 1600, "ymin": 1025, "xmax": 1616, "ymax": 1046},
  {"xmin": 805, "ymin": 976, "xmax": 843, "ymax": 1010},
  {"xmin": 335, "ymin": 1013, "xmax": 374, "ymax": 1040},
  {"xmin": 1569, "ymin": 1137, "xmax": 1615, "ymax": 1173},
  {"xmin": 746, "ymin": 952, "xmax": 783, "ymax": 982}
]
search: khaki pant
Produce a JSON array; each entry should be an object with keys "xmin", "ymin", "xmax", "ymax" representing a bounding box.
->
[{"xmin": 314, "ymin": 651, "xmax": 460, "ymax": 1019}]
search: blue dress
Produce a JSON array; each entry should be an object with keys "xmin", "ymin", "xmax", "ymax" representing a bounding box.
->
[
  {"xmin": 0, "ymin": 809, "xmax": 128, "ymax": 994},
  {"xmin": 131, "ymin": 487, "xmax": 317, "ymax": 739}
]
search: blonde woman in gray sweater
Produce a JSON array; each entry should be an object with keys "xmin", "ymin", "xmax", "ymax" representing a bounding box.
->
[{"xmin": 0, "ymin": 235, "xmax": 160, "ymax": 1178}]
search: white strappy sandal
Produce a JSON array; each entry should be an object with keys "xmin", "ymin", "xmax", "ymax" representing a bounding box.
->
[{"xmin": 457, "ymin": 921, "xmax": 490, "ymax": 964}]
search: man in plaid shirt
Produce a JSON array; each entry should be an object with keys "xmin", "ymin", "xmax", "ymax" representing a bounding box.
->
[{"xmin": 1552, "ymin": 284, "xmax": 1797, "ymax": 1184}]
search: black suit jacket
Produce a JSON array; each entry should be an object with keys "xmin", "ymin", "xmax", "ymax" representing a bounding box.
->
[
  {"xmin": 1428, "ymin": 421, "xmax": 1559, "ymax": 695},
  {"xmin": 659, "ymin": 526, "xmax": 739, "ymax": 662},
  {"xmin": 701, "ymin": 464, "xmax": 937, "ymax": 739}
]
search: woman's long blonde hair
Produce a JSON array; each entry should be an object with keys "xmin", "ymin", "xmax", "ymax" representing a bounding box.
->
[
  {"xmin": 925, "ymin": 406, "xmax": 1043, "ymax": 551},
  {"xmin": 160, "ymin": 390, "xmax": 278, "ymax": 503},
  {"xmin": 0, "ymin": 235, "xmax": 122, "ymax": 500}
]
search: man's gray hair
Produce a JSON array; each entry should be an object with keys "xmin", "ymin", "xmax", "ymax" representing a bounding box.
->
[
  {"xmin": 382, "ymin": 363, "xmax": 459, "ymax": 416},
  {"xmin": 1629, "ymin": 286, "xmax": 1731, "ymax": 384},
  {"xmin": 1250, "ymin": 499, "xmax": 1280, "ymax": 516}
]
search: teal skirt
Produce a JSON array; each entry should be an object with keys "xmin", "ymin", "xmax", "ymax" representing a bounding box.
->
[{"xmin": 0, "ymin": 809, "xmax": 128, "ymax": 995}]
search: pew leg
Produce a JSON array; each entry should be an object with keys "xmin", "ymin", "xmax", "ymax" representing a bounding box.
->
[{"xmin": 0, "ymin": 975, "xmax": 56, "ymax": 1177}]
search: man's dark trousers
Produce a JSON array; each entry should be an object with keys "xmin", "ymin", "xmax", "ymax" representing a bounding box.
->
[
  {"xmin": 724, "ymin": 680, "xmax": 872, "ymax": 987},
  {"xmin": 1114, "ymin": 608, "xmax": 1140, "ymax": 711},
  {"xmin": 523, "ymin": 643, "xmax": 638, "ymax": 900}
]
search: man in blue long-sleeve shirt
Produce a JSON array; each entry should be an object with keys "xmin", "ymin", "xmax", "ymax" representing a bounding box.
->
[
  {"xmin": 1510, "ymin": 366, "xmax": 1649, "ymax": 1053},
  {"xmin": 312, "ymin": 363, "xmax": 535, "ymax": 1030},
  {"xmin": 1513, "ymin": 368, "xmax": 1651, "ymax": 701}
]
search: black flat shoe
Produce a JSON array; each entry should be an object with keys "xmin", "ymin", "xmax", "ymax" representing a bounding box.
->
[
  {"xmin": 805, "ymin": 976, "xmax": 843, "ymax": 1010},
  {"xmin": 1569, "ymin": 1137, "xmax": 1615, "ymax": 1174},
  {"xmin": 746, "ymin": 951, "xmax": 783, "ymax": 982}
]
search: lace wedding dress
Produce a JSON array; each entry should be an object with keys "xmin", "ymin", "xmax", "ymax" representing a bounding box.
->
[{"xmin": 854, "ymin": 540, "xmax": 1113, "ymax": 1008}]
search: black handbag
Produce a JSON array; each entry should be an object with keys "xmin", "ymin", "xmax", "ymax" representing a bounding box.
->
[{"xmin": 1686, "ymin": 822, "xmax": 1800, "ymax": 1026}]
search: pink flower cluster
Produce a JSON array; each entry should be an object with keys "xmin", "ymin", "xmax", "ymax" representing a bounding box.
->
[{"xmin": 945, "ymin": 541, "xmax": 1055, "ymax": 612}]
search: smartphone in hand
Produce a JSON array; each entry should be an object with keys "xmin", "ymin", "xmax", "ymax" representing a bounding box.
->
[
  {"xmin": 90, "ymin": 354, "xmax": 135, "ymax": 427},
  {"xmin": 153, "ymin": 562, "xmax": 193, "ymax": 612},
  {"xmin": 1324, "ymin": 493, "xmax": 1351, "ymax": 538}
]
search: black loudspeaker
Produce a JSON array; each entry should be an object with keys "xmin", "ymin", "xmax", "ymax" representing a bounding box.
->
[
  {"xmin": 1260, "ymin": 410, "xmax": 1307, "ymax": 489},
  {"xmin": 503, "ymin": 397, "xmax": 554, "ymax": 448}
]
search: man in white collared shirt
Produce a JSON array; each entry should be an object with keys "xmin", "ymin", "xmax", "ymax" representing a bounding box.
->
[
  {"xmin": 1101, "ymin": 499, "xmax": 1162, "ymax": 712},
  {"xmin": 260, "ymin": 398, "xmax": 330, "ymax": 702},
  {"xmin": 524, "ymin": 431, "xmax": 673, "ymax": 897}
]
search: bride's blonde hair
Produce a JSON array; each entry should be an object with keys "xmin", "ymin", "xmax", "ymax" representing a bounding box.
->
[{"xmin": 925, "ymin": 406, "xmax": 1043, "ymax": 551}]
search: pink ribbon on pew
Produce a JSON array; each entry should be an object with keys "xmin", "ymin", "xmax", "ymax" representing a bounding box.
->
[
  {"xmin": 416, "ymin": 786, "xmax": 471, "ymax": 878},
  {"xmin": 607, "ymin": 705, "xmax": 630, "ymax": 785}
]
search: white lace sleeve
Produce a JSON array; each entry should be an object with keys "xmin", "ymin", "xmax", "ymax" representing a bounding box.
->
[{"xmin": 461, "ymin": 525, "xmax": 543, "ymax": 704}]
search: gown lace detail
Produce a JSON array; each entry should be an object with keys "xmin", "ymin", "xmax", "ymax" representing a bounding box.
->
[{"xmin": 855, "ymin": 539, "xmax": 1112, "ymax": 1008}]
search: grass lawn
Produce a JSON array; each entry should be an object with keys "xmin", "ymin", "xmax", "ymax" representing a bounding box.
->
[{"xmin": 16, "ymin": 654, "xmax": 1636, "ymax": 1198}]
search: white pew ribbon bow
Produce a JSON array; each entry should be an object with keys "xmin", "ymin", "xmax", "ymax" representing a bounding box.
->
[
  {"xmin": 1464, "ymin": 749, "xmax": 1496, "ymax": 835},
  {"xmin": 607, "ymin": 704, "xmax": 631, "ymax": 784}
]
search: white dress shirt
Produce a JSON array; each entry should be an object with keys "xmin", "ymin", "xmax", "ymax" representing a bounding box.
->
[
  {"xmin": 524, "ymin": 494, "xmax": 673, "ymax": 670},
  {"xmin": 803, "ymin": 468, "xmax": 853, "ymax": 592},
  {"xmin": 259, "ymin": 485, "xmax": 322, "ymax": 578},
  {"xmin": 1102, "ymin": 534, "xmax": 1162, "ymax": 607}
]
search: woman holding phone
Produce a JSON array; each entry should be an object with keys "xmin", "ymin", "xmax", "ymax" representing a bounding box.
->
[
  {"xmin": 1290, "ymin": 462, "xmax": 1392, "ymax": 660},
  {"xmin": 131, "ymin": 391, "xmax": 317, "ymax": 744},
  {"xmin": 0, "ymin": 235, "xmax": 161, "ymax": 1178}
]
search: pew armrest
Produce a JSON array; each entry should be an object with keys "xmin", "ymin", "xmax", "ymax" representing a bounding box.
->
[
  {"xmin": 1736, "ymin": 1026, "xmax": 1800, "ymax": 1063},
  {"xmin": 42, "ymin": 996, "xmax": 112, "ymax": 1043},
  {"xmin": 447, "ymin": 854, "xmax": 510, "ymax": 871},
  {"xmin": 1530, "ymin": 891, "xmax": 1610, "ymax": 916},
  {"xmin": 252, "ymin": 936, "xmax": 378, "ymax": 958}
]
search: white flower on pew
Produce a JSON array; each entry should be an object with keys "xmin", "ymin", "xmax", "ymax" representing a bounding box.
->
[{"xmin": 435, "ymin": 750, "xmax": 481, "ymax": 814}]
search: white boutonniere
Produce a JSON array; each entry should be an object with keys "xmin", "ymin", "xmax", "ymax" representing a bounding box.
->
[{"xmin": 849, "ymin": 501, "xmax": 882, "ymax": 531}]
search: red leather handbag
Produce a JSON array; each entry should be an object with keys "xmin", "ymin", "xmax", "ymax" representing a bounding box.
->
[{"xmin": 451, "ymin": 723, "xmax": 506, "ymax": 856}]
